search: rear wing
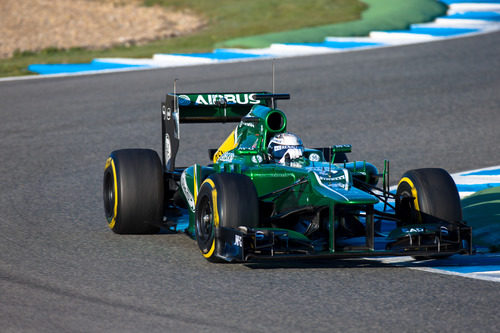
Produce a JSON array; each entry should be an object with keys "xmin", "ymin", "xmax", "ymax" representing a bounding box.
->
[
  {"xmin": 164, "ymin": 92, "xmax": 272, "ymax": 123},
  {"xmin": 161, "ymin": 92, "xmax": 273, "ymax": 172}
]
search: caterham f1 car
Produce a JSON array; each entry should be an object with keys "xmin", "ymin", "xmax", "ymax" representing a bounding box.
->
[{"xmin": 103, "ymin": 91, "xmax": 472, "ymax": 262}]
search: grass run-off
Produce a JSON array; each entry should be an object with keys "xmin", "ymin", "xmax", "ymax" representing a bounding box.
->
[{"xmin": 1, "ymin": 0, "xmax": 366, "ymax": 77}]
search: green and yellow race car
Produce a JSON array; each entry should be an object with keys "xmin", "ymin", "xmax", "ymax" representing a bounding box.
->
[{"xmin": 103, "ymin": 91, "xmax": 472, "ymax": 262}]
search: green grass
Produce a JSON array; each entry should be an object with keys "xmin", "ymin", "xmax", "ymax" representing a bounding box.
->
[
  {"xmin": 0, "ymin": 0, "xmax": 366, "ymax": 77},
  {"xmin": 221, "ymin": 0, "xmax": 446, "ymax": 48}
]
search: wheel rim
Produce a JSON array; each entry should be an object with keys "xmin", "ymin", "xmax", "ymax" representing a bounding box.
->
[
  {"xmin": 398, "ymin": 191, "xmax": 413, "ymax": 221},
  {"xmin": 103, "ymin": 170, "xmax": 115, "ymax": 219},
  {"xmin": 396, "ymin": 181, "xmax": 420, "ymax": 225},
  {"xmin": 196, "ymin": 195, "xmax": 215, "ymax": 253}
]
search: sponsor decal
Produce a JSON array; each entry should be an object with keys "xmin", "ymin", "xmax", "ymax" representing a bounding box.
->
[
  {"xmin": 320, "ymin": 174, "xmax": 346, "ymax": 182},
  {"xmin": 213, "ymin": 150, "xmax": 224, "ymax": 162},
  {"xmin": 402, "ymin": 227, "xmax": 425, "ymax": 233},
  {"xmin": 309, "ymin": 153, "xmax": 320, "ymax": 162},
  {"xmin": 312, "ymin": 169, "xmax": 351, "ymax": 191},
  {"xmin": 241, "ymin": 122, "xmax": 255, "ymax": 128},
  {"xmin": 178, "ymin": 95, "xmax": 191, "ymax": 106},
  {"xmin": 234, "ymin": 235, "xmax": 243, "ymax": 247},
  {"xmin": 161, "ymin": 104, "xmax": 167, "ymax": 120},
  {"xmin": 195, "ymin": 95, "xmax": 209, "ymax": 105},
  {"xmin": 309, "ymin": 168, "xmax": 350, "ymax": 184},
  {"xmin": 164, "ymin": 133, "xmax": 172, "ymax": 170},
  {"xmin": 161, "ymin": 104, "xmax": 172, "ymax": 121},
  {"xmin": 314, "ymin": 169, "xmax": 346, "ymax": 182},
  {"xmin": 273, "ymin": 145, "xmax": 299, "ymax": 152},
  {"xmin": 181, "ymin": 171, "xmax": 195, "ymax": 212},
  {"xmin": 194, "ymin": 93, "xmax": 260, "ymax": 106},
  {"xmin": 251, "ymin": 155, "xmax": 263, "ymax": 164},
  {"xmin": 239, "ymin": 146, "xmax": 255, "ymax": 151},
  {"xmin": 218, "ymin": 152, "xmax": 234, "ymax": 162},
  {"xmin": 253, "ymin": 173, "xmax": 292, "ymax": 178}
]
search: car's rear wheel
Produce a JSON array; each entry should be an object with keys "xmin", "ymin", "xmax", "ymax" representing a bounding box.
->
[
  {"xmin": 103, "ymin": 149, "xmax": 163, "ymax": 234},
  {"xmin": 195, "ymin": 173, "xmax": 259, "ymax": 262}
]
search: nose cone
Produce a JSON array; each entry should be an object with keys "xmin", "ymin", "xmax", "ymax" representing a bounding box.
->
[{"xmin": 309, "ymin": 170, "xmax": 379, "ymax": 205}]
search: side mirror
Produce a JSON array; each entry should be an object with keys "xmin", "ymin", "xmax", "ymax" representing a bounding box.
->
[
  {"xmin": 331, "ymin": 144, "xmax": 352, "ymax": 154},
  {"xmin": 331, "ymin": 145, "xmax": 352, "ymax": 163}
]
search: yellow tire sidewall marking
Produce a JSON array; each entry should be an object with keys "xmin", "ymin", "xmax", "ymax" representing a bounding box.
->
[
  {"xmin": 201, "ymin": 178, "xmax": 219, "ymax": 258},
  {"xmin": 193, "ymin": 166, "xmax": 198, "ymax": 205},
  {"xmin": 398, "ymin": 176, "xmax": 421, "ymax": 221},
  {"xmin": 105, "ymin": 157, "xmax": 118, "ymax": 230}
]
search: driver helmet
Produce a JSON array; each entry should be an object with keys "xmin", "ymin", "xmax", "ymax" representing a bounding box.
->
[{"xmin": 268, "ymin": 132, "xmax": 304, "ymax": 163}]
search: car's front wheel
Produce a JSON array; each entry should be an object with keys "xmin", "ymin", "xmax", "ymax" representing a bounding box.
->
[
  {"xmin": 195, "ymin": 173, "xmax": 259, "ymax": 262},
  {"xmin": 395, "ymin": 168, "xmax": 462, "ymax": 226},
  {"xmin": 395, "ymin": 168, "xmax": 462, "ymax": 260}
]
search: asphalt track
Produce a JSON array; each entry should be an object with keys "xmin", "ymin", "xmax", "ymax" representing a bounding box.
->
[{"xmin": 1, "ymin": 31, "xmax": 499, "ymax": 332}]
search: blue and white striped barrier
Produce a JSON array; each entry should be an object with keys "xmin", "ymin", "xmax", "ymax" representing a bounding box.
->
[
  {"xmin": 373, "ymin": 165, "xmax": 500, "ymax": 211},
  {"xmin": 366, "ymin": 253, "xmax": 500, "ymax": 282},
  {"xmin": 27, "ymin": 0, "xmax": 500, "ymax": 75},
  {"xmin": 453, "ymin": 165, "xmax": 500, "ymax": 198}
]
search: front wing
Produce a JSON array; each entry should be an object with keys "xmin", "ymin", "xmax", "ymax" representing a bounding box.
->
[{"xmin": 213, "ymin": 223, "xmax": 473, "ymax": 262}]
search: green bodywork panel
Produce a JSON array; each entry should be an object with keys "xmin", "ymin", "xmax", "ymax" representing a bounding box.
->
[{"xmin": 179, "ymin": 105, "xmax": 379, "ymax": 240}]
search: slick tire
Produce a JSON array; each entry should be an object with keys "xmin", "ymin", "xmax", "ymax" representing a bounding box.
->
[
  {"xmin": 195, "ymin": 173, "xmax": 259, "ymax": 262},
  {"xmin": 103, "ymin": 149, "xmax": 163, "ymax": 234},
  {"xmin": 395, "ymin": 168, "xmax": 462, "ymax": 226},
  {"xmin": 396, "ymin": 168, "xmax": 462, "ymax": 260}
]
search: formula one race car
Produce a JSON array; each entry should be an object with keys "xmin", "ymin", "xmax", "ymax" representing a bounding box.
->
[{"xmin": 103, "ymin": 91, "xmax": 473, "ymax": 262}]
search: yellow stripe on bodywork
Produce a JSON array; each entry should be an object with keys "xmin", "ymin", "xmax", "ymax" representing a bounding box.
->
[
  {"xmin": 201, "ymin": 178, "xmax": 219, "ymax": 258},
  {"xmin": 105, "ymin": 157, "xmax": 118, "ymax": 230},
  {"xmin": 213, "ymin": 129, "xmax": 238, "ymax": 163}
]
